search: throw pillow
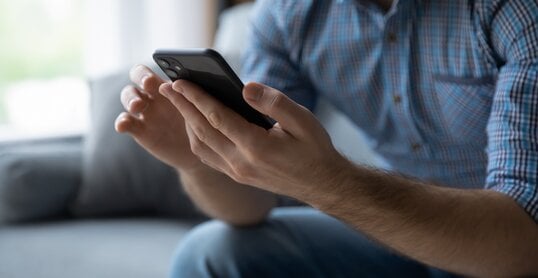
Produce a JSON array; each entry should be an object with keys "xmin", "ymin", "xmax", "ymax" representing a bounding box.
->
[
  {"xmin": 0, "ymin": 137, "xmax": 81, "ymax": 223},
  {"xmin": 70, "ymin": 69, "xmax": 202, "ymax": 218}
]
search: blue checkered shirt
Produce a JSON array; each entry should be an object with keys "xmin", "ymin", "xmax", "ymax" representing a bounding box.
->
[{"xmin": 241, "ymin": 0, "xmax": 538, "ymax": 221}]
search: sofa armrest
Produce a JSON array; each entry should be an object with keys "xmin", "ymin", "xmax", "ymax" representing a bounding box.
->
[
  {"xmin": 0, "ymin": 136, "xmax": 83, "ymax": 224},
  {"xmin": 0, "ymin": 134, "xmax": 82, "ymax": 150}
]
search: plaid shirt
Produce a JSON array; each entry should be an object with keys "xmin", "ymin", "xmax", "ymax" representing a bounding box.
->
[{"xmin": 241, "ymin": 0, "xmax": 538, "ymax": 222}]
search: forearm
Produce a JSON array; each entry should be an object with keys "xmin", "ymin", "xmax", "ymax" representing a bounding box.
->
[
  {"xmin": 305, "ymin": 161, "xmax": 538, "ymax": 277},
  {"xmin": 179, "ymin": 165, "xmax": 277, "ymax": 226}
]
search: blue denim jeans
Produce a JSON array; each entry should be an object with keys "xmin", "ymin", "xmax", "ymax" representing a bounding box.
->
[{"xmin": 169, "ymin": 207, "xmax": 459, "ymax": 278}]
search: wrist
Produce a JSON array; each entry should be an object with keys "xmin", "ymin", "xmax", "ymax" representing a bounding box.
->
[
  {"xmin": 298, "ymin": 153, "xmax": 358, "ymax": 208},
  {"xmin": 177, "ymin": 162, "xmax": 220, "ymax": 180}
]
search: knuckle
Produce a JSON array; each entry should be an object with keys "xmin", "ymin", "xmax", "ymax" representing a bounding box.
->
[
  {"xmin": 207, "ymin": 111, "xmax": 222, "ymax": 128},
  {"xmin": 121, "ymin": 85, "xmax": 136, "ymax": 99},
  {"xmin": 269, "ymin": 93, "xmax": 283, "ymax": 110},
  {"xmin": 122, "ymin": 85, "xmax": 135, "ymax": 94},
  {"xmin": 192, "ymin": 124, "xmax": 208, "ymax": 143},
  {"xmin": 121, "ymin": 86, "xmax": 137, "ymax": 108},
  {"xmin": 130, "ymin": 65, "xmax": 149, "ymax": 82},
  {"xmin": 270, "ymin": 94, "xmax": 282, "ymax": 107},
  {"xmin": 190, "ymin": 138, "xmax": 204, "ymax": 155},
  {"xmin": 141, "ymin": 74, "xmax": 152, "ymax": 88},
  {"xmin": 142, "ymin": 74, "xmax": 161, "ymax": 90}
]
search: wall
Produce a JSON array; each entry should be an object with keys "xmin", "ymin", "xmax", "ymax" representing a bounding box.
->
[{"xmin": 84, "ymin": 0, "xmax": 218, "ymax": 77}]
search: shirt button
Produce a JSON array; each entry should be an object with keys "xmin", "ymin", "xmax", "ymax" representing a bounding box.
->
[
  {"xmin": 411, "ymin": 143, "xmax": 422, "ymax": 152},
  {"xmin": 387, "ymin": 32, "xmax": 397, "ymax": 43},
  {"xmin": 393, "ymin": 94, "xmax": 401, "ymax": 104}
]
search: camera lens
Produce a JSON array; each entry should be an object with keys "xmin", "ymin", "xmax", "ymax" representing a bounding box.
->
[
  {"xmin": 174, "ymin": 65, "xmax": 182, "ymax": 72},
  {"xmin": 164, "ymin": 69, "xmax": 178, "ymax": 79},
  {"xmin": 157, "ymin": 59, "xmax": 170, "ymax": 68}
]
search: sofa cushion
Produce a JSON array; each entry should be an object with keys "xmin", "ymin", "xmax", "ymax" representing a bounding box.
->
[
  {"xmin": 0, "ymin": 218, "xmax": 197, "ymax": 278},
  {"xmin": 70, "ymin": 70, "xmax": 203, "ymax": 218},
  {"xmin": 0, "ymin": 138, "xmax": 82, "ymax": 223}
]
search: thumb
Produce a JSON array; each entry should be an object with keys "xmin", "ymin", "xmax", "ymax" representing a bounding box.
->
[{"xmin": 243, "ymin": 82, "xmax": 314, "ymax": 135}]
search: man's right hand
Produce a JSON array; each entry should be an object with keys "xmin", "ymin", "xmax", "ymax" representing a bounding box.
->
[
  {"xmin": 115, "ymin": 65, "xmax": 202, "ymax": 171},
  {"xmin": 114, "ymin": 65, "xmax": 277, "ymax": 226}
]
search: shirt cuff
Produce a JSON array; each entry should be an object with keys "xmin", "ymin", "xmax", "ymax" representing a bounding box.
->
[{"xmin": 487, "ymin": 181, "xmax": 538, "ymax": 223}]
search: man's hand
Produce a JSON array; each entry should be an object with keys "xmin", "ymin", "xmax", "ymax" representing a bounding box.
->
[
  {"xmin": 160, "ymin": 78, "xmax": 538, "ymax": 277},
  {"xmin": 114, "ymin": 65, "xmax": 202, "ymax": 171},
  {"xmin": 160, "ymin": 80, "xmax": 347, "ymax": 198},
  {"xmin": 115, "ymin": 65, "xmax": 277, "ymax": 225}
]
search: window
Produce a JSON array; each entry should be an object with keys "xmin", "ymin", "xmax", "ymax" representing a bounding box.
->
[
  {"xmin": 0, "ymin": 0, "xmax": 217, "ymax": 140},
  {"xmin": 0, "ymin": 0, "xmax": 89, "ymax": 140}
]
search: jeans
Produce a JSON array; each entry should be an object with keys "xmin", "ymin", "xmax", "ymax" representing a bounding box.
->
[{"xmin": 169, "ymin": 207, "xmax": 459, "ymax": 278}]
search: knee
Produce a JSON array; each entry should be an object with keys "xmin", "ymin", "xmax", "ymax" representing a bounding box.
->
[{"xmin": 169, "ymin": 220, "xmax": 270, "ymax": 278}]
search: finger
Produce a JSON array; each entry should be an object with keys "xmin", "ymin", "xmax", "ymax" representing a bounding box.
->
[
  {"xmin": 160, "ymin": 82, "xmax": 236, "ymax": 158},
  {"xmin": 120, "ymin": 85, "xmax": 149, "ymax": 114},
  {"xmin": 129, "ymin": 64, "xmax": 165, "ymax": 98},
  {"xmin": 114, "ymin": 112, "xmax": 144, "ymax": 134},
  {"xmin": 172, "ymin": 80, "xmax": 265, "ymax": 144},
  {"xmin": 242, "ymin": 82, "xmax": 318, "ymax": 136},
  {"xmin": 185, "ymin": 125, "xmax": 230, "ymax": 174}
]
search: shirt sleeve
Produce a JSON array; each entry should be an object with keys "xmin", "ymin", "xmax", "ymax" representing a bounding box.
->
[
  {"xmin": 476, "ymin": 0, "xmax": 538, "ymax": 222},
  {"xmin": 240, "ymin": 0, "xmax": 318, "ymax": 111}
]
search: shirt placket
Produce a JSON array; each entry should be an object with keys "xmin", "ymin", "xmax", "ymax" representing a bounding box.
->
[{"xmin": 382, "ymin": 2, "xmax": 426, "ymax": 155}]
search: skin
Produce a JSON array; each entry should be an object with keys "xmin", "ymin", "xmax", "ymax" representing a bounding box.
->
[
  {"xmin": 115, "ymin": 65, "xmax": 276, "ymax": 226},
  {"xmin": 116, "ymin": 65, "xmax": 538, "ymax": 277},
  {"xmin": 114, "ymin": 1, "xmax": 537, "ymax": 276}
]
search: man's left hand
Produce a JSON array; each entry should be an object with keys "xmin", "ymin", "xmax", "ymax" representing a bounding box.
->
[{"xmin": 159, "ymin": 80, "xmax": 347, "ymax": 199}]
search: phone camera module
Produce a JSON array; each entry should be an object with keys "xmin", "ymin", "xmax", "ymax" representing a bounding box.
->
[
  {"xmin": 164, "ymin": 69, "xmax": 178, "ymax": 79},
  {"xmin": 157, "ymin": 59, "xmax": 170, "ymax": 68}
]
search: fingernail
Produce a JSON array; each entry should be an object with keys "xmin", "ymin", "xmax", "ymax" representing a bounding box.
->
[
  {"xmin": 130, "ymin": 64, "xmax": 146, "ymax": 81},
  {"xmin": 172, "ymin": 82, "xmax": 183, "ymax": 94},
  {"xmin": 160, "ymin": 84, "xmax": 172, "ymax": 96},
  {"xmin": 245, "ymin": 84, "xmax": 263, "ymax": 101},
  {"xmin": 140, "ymin": 75, "xmax": 149, "ymax": 86},
  {"xmin": 128, "ymin": 99, "xmax": 136, "ymax": 110}
]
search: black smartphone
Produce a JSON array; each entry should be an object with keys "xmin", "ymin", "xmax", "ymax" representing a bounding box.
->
[{"xmin": 153, "ymin": 48, "xmax": 273, "ymax": 129}]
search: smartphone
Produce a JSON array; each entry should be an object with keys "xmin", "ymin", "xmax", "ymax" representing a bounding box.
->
[{"xmin": 153, "ymin": 48, "xmax": 273, "ymax": 129}]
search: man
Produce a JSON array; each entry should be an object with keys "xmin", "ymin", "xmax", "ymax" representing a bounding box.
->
[{"xmin": 115, "ymin": 0, "xmax": 538, "ymax": 277}]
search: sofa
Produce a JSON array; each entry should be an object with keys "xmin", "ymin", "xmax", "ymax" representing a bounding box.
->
[{"xmin": 0, "ymin": 3, "xmax": 381, "ymax": 278}]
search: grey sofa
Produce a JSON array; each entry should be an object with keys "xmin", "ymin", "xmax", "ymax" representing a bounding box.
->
[
  {"xmin": 0, "ymin": 135, "xmax": 203, "ymax": 278},
  {"xmin": 0, "ymin": 101, "xmax": 379, "ymax": 278},
  {"xmin": 0, "ymin": 4, "xmax": 380, "ymax": 278}
]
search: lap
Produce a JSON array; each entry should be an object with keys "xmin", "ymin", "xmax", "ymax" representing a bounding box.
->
[{"xmin": 170, "ymin": 207, "xmax": 457, "ymax": 278}]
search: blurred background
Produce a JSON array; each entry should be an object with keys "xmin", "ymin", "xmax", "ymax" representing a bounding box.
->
[
  {"xmin": 0, "ymin": 1, "xmax": 379, "ymax": 277},
  {"xmin": 0, "ymin": 1, "xmax": 263, "ymax": 278},
  {"xmin": 0, "ymin": 0, "xmax": 233, "ymax": 140}
]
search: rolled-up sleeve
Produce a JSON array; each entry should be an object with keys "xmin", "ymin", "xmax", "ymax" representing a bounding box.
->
[
  {"xmin": 240, "ymin": 0, "xmax": 318, "ymax": 111},
  {"xmin": 479, "ymin": 0, "xmax": 538, "ymax": 222}
]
